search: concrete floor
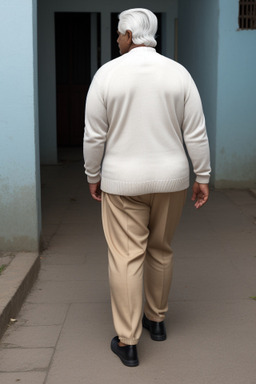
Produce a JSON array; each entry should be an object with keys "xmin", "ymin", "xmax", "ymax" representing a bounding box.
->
[{"xmin": 0, "ymin": 148, "xmax": 256, "ymax": 384}]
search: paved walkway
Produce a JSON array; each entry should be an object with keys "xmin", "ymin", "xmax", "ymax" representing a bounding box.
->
[{"xmin": 0, "ymin": 149, "xmax": 256, "ymax": 384}]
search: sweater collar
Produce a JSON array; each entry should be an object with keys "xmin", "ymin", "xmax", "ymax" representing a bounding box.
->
[{"xmin": 128, "ymin": 46, "xmax": 156, "ymax": 54}]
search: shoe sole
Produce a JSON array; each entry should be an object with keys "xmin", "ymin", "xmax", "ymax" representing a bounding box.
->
[{"xmin": 142, "ymin": 319, "xmax": 167, "ymax": 341}]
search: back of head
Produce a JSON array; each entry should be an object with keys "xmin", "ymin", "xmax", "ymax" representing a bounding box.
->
[{"xmin": 118, "ymin": 8, "xmax": 158, "ymax": 48}]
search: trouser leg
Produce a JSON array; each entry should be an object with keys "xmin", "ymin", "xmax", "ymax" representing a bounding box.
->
[
  {"xmin": 102, "ymin": 192, "xmax": 150, "ymax": 345},
  {"xmin": 144, "ymin": 190, "xmax": 187, "ymax": 322}
]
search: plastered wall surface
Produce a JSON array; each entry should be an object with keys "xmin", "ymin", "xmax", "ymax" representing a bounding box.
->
[
  {"xmin": 215, "ymin": 1, "xmax": 256, "ymax": 188},
  {"xmin": 0, "ymin": 0, "xmax": 41, "ymax": 251},
  {"xmin": 178, "ymin": 0, "xmax": 256, "ymax": 188}
]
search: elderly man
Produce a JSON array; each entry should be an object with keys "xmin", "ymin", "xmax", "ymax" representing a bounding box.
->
[{"xmin": 83, "ymin": 8, "xmax": 211, "ymax": 367}]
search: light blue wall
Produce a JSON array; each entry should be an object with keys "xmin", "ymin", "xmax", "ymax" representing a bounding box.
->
[
  {"xmin": 178, "ymin": 0, "xmax": 219, "ymax": 185},
  {"xmin": 178, "ymin": 0, "xmax": 256, "ymax": 188},
  {"xmin": 215, "ymin": 0, "xmax": 256, "ymax": 188},
  {"xmin": 0, "ymin": 0, "xmax": 41, "ymax": 251}
]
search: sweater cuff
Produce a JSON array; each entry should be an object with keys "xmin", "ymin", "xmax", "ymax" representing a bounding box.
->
[
  {"xmin": 87, "ymin": 175, "xmax": 101, "ymax": 184},
  {"xmin": 195, "ymin": 175, "xmax": 210, "ymax": 184}
]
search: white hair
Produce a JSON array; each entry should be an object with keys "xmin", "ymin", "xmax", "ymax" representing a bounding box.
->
[{"xmin": 118, "ymin": 8, "xmax": 158, "ymax": 47}]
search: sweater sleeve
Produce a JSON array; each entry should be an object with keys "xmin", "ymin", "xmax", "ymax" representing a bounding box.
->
[
  {"xmin": 182, "ymin": 75, "xmax": 211, "ymax": 184},
  {"xmin": 83, "ymin": 76, "xmax": 108, "ymax": 183}
]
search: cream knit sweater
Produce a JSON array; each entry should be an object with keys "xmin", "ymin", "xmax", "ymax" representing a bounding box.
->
[{"xmin": 84, "ymin": 47, "xmax": 210, "ymax": 195}]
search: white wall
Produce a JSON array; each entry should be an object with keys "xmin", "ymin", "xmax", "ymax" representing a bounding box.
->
[
  {"xmin": 38, "ymin": 0, "xmax": 178, "ymax": 164},
  {"xmin": 0, "ymin": 0, "xmax": 41, "ymax": 251}
]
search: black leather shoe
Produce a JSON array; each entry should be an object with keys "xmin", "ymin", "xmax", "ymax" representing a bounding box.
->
[
  {"xmin": 142, "ymin": 314, "xmax": 166, "ymax": 341},
  {"xmin": 111, "ymin": 336, "xmax": 139, "ymax": 367}
]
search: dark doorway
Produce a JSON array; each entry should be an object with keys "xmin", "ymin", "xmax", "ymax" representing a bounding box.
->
[{"xmin": 55, "ymin": 13, "xmax": 98, "ymax": 147}]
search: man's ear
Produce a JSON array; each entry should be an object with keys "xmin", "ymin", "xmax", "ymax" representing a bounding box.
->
[{"xmin": 126, "ymin": 30, "xmax": 133, "ymax": 43}]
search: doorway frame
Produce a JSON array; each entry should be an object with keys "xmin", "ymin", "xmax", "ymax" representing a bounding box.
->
[{"xmin": 38, "ymin": 0, "xmax": 178, "ymax": 165}]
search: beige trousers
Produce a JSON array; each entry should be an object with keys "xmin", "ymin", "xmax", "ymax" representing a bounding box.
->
[{"xmin": 101, "ymin": 190, "xmax": 187, "ymax": 345}]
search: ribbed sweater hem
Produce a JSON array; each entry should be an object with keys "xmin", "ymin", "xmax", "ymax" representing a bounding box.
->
[{"xmin": 101, "ymin": 176, "xmax": 190, "ymax": 196}]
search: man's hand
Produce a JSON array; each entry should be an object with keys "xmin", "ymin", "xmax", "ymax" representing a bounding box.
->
[
  {"xmin": 89, "ymin": 182, "xmax": 102, "ymax": 202},
  {"xmin": 191, "ymin": 182, "xmax": 209, "ymax": 209}
]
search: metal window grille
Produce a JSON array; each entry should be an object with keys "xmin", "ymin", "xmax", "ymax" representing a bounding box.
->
[{"xmin": 239, "ymin": 0, "xmax": 256, "ymax": 29}]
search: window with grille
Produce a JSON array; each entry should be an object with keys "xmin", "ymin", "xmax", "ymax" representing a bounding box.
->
[{"xmin": 239, "ymin": 0, "xmax": 256, "ymax": 29}]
